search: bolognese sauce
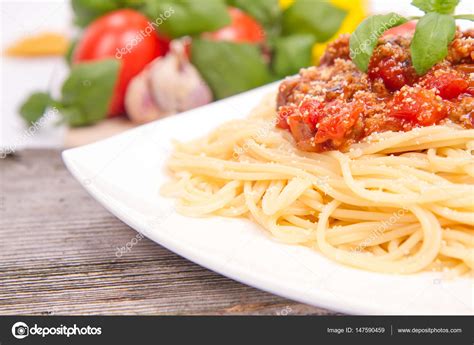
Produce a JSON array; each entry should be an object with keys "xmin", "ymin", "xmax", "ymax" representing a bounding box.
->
[{"xmin": 276, "ymin": 30, "xmax": 474, "ymax": 152}]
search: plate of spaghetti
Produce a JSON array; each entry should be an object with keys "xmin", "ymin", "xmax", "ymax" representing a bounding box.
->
[{"xmin": 64, "ymin": 27, "xmax": 474, "ymax": 315}]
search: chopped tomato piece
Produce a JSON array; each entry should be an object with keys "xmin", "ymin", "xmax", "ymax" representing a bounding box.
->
[
  {"xmin": 422, "ymin": 72, "xmax": 469, "ymax": 99},
  {"xmin": 314, "ymin": 100, "xmax": 362, "ymax": 144},
  {"xmin": 277, "ymin": 105, "xmax": 297, "ymax": 129},
  {"xmin": 389, "ymin": 87, "xmax": 447, "ymax": 126},
  {"xmin": 299, "ymin": 99, "xmax": 324, "ymax": 130},
  {"xmin": 368, "ymin": 56, "xmax": 416, "ymax": 91},
  {"xmin": 276, "ymin": 27, "xmax": 474, "ymax": 153},
  {"xmin": 288, "ymin": 115, "xmax": 314, "ymax": 142},
  {"xmin": 455, "ymin": 64, "xmax": 474, "ymax": 74}
]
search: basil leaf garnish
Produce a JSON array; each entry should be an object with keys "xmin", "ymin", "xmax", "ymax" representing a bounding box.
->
[
  {"xmin": 349, "ymin": 13, "xmax": 407, "ymax": 72},
  {"xmin": 411, "ymin": 0, "xmax": 460, "ymax": 15},
  {"xmin": 410, "ymin": 12, "xmax": 456, "ymax": 75},
  {"xmin": 454, "ymin": 14, "xmax": 474, "ymax": 21}
]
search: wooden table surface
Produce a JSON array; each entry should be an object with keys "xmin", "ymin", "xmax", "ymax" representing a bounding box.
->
[{"xmin": 0, "ymin": 149, "xmax": 337, "ymax": 315}]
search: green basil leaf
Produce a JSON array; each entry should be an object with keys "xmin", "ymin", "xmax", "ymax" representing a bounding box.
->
[
  {"xmin": 19, "ymin": 92, "xmax": 52, "ymax": 125},
  {"xmin": 71, "ymin": 0, "xmax": 121, "ymax": 27},
  {"xmin": 143, "ymin": 0, "xmax": 230, "ymax": 38},
  {"xmin": 454, "ymin": 14, "xmax": 474, "ymax": 21},
  {"xmin": 349, "ymin": 13, "xmax": 407, "ymax": 72},
  {"xmin": 411, "ymin": 0, "xmax": 459, "ymax": 14},
  {"xmin": 282, "ymin": 0, "xmax": 347, "ymax": 43},
  {"xmin": 227, "ymin": 0, "xmax": 281, "ymax": 28},
  {"xmin": 55, "ymin": 106, "xmax": 88, "ymax": 127},
  {"xmin": 191, "ymin": 39, "xmax": 272, "ymax": 99},
  {"xmin": 410, "ymin": 13, "xmax": 456, "ymax": 75},
  {"xmin": 59, "ymin": 59, "xmax": 120, "ymax": 126},
  {"xmin": 65, "ymin": 38, "xmax": 78, "ymax": 66},
  {"xmin": 272, "ymin": 34, "xmax": 315, "ymax": 78}
]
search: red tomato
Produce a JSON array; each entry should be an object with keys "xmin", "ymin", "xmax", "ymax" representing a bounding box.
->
[
  {"xmin": 368, "ymin": 22, "xmax": 419, "ymax": 92},
  {"xmin": 421, "ymin": 71, "xmax": 469, "ymax": 99},
  {"xmin": 383, "ymin": 21, "xmax": 417, "ymax": 37},
  {"xmin": 314, "ymin": 100, "xmax": 362, "ymax": 144},
  {"xmin": 205, "ymin": 7, "xmax": 265, "ymax": 43},
  {"xmin": 276, "ymin": 105, "xmax": 297, "ymax": 129},
  {"xmin": 157, "ymin": 35, "xmax": 171, "ymax": 56},
  {"xmin": 73, "ymin": 9, "xmax": 164, "ymax": 117},
  {"xmin": 299, "ymin": 99, "xmax": 324, "ymax": 131},
  {"xmin": 368, "ymin": 55, "xmax": 417, "ymax": 91},
  {"xmin": 389, "ymin": 87, "xmax": 447, "ymax": 126}
]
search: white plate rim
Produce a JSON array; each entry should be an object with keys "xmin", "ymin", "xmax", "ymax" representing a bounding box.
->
[{"xmin": 62, "ymin": 84, "xmax": 473, "ymax": 316}]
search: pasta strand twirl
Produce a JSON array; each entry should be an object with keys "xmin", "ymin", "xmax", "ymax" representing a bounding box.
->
[{"xmin": 162, "ymin": 97, "xmax": 474, "ymax": 275}]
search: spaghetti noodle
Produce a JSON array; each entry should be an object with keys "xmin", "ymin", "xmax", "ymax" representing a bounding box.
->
[
  {"xmin": 162, "ymin": 95, "xmax": 474, "ymax": 275},
  {"xmin": 162, "ymin": 30, "xmax": 474, "ymax": 275}
]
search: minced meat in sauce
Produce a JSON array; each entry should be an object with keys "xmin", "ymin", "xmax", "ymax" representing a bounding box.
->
[{"xmin": 276, "ymin": 29, "xmax": 474, "ymax": 152}]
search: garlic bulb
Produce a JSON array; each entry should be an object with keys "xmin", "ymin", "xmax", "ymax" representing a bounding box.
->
[
  {"xmin": 125, "ymin": 39, "xmax": 212, "ymax": 124},
  {"xmin": 124, "ymin": 65, "xmax": 162, "ymax": 124},
  {"xmin": 149, "ymin": 39, "xmax": 212, "ymax": 114}
]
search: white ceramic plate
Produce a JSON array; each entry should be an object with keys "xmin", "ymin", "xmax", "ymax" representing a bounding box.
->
[{"xmin": 63, "ymin": 83, "xmax": 473, "ymax": 315}]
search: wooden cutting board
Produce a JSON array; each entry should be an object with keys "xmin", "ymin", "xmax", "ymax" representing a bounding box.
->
[{"xmin": 64, "ymin": 118, "xmax": 137, "ymax": 148}]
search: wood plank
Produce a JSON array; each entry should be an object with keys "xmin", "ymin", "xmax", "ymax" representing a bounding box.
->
[{"xmin": 0, "ymin": 150, "xmax": 337, "ymax": 315}]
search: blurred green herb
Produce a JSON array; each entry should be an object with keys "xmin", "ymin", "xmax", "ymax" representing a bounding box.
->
[
  {"xmin": 19, "ymin": 59, "xmax": 120, "ymax": 127},
  {"xmin": 59, "ymin": 59, "xmax": 120, "ymax": 126},
  {"xmin": 282, "ymin": 0, "xmax": 347, "ymax": 42},
  {"xmin": 191, "ymin": 39, "xmax": 272, "ymax": 99},
  {"xmin": 143, "ymin": 0, "xmax": 231, "ymax": 38},
  {"xmin": 227, "ymin": 0, "xmax": 281, "ymax": 29},
  {"xmin": 20, "ymin": 92, "xmax": 53, "ymax": 125},
  {"xmin": 272, "ymin": 34, "xmax": 315, "ymax": 78},
  {"xmin": 71, "ymin": 0, "xmax": 123, "ymax": 27},
  {"xmin": 65, "ymin": 38, "xmax": 78, "ymax": 66}
]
